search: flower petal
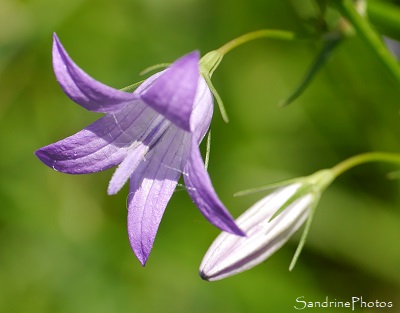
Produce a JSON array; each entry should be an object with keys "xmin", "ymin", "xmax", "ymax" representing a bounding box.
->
[
  {"xmin": 127, "ymin": 125, "xmax": 191, "ymax": 266},
  {"xmin": 184, "ymin": 139, "xmax": 245, "ymax": 237},
  {"xmin": 190, "ymin": 76, "xmax": 214, "ymax": 143},
  {"xmin": 141, "ymin": 51, "xmax": 200, "ymax": 132},
  {"xmin": 35, "ymin": 100, "xmax": 158, "ymax": 174},
  {"xmin": 107, "ymin": 142, "xmax": 149, "ymax": 195},
  {"xmin": 52, "ymin": 33, "xmax": 138, "ymax": 113}
]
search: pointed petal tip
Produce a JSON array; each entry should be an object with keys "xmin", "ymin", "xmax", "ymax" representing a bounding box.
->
[
  {"xmin": 184, "ymin": 50, "xmax": 200, "ymax": 62},
  {"xmin": 173, "ymin": 50, "xmax": 200, "ymax": 74},
  {"xmin": 227, "ymin": 225, "xmax": 246, "ymax": 237},
  {"xmin": 139, "ymin": 259, "xmax": 147, "ymax": 267},
  {"xmin": 52, "ymin": 33, "xmax": 63, "ymax": 56},
  {"xmin": 199, "ymin": 267, "xmax": 226, "ymax": 282},
  {"xmin": 34, "ymin": 148, "xmax": 42, "ymax": 158},
  {"xmin": 52, "ymin": 34, "xmax": 65, "ymax": 59},
  {"xmin": 34, "ymin": 148, "xmax": 43, "ymax": 159},
  {"xmin": 129, "ymin": 233, "xmax": 151, "ymax": 268},
  {"xmin": 184, "ymin": 140, "xmax": 246, "ymax": 238},
  {"xmin": 135, "ymin": 251, "xmax": 149, "ymax": 267},
  {"xmin": 53, "ymin": 32, "xmax": 59, "ymax": 42},
  {"xmin": 199, "ymin": 270, "xmax": 211, "ymax": 281},
  {"xmin": 51, "ymin": 33, "xmax": 138, "ymax": 113},
  {"xmin": 217, "ymin": 222, "xmax": 246, "ymax": 237},
  {"xmin": 34, "ymin": 148, "xmax": 55, "ymax": 169},
  {"xmin": 106, "ymin": 187, "xmax": 117, "ymax": 196}
]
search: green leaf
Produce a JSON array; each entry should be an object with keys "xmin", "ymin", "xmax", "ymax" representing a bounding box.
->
[{"xmin": 281, "ymin": 31, "xmax": 342, "ymax": 107}]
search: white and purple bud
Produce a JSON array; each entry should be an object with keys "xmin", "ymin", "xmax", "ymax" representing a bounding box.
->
[{"xmin": 200, "ymin": 169, "xmax": 334, "ymax": 281}]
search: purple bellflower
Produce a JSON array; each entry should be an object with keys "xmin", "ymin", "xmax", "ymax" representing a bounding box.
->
[{"xmin": 36, "ymin": 34, "xmax": 245, "ymax": 266}]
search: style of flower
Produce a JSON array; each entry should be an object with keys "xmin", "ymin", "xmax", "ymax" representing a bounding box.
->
[
  {"xmin": 35, "ymin": 34, "xmax": 244, "ymax": 266},
  {"xmin": 199, "ymin": 169, "xmax": 334, "ymax": 281}
]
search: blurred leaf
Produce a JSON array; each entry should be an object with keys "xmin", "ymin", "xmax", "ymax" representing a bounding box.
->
[{"xmin": 281, "ymin": 31, "xmax": 342, "ymax": 106}]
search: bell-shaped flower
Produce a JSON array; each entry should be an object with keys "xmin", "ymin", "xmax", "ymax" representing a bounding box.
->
[
  {"xmin": 35, "ymin": 34, "xmax": 244, "ymax": 266},
  {"xmin": 199, "ymin": 169, "xmax": 334, "ymax": 281}
]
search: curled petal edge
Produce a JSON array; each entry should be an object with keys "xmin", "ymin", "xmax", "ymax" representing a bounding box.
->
[{"xmin": 53, "ymin": 33, "xmax": 138, "ymax": 113}]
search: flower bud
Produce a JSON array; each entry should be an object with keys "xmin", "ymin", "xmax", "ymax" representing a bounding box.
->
[{"xmin": 200, "ymin": 170, "xmax": 334, "ymax": 281}]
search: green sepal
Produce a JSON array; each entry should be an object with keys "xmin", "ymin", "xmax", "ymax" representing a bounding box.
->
[
  {"xmin": 233, "ymin": 177, "xmax": 302, "ymax": 197},
  {"xmin": 140, "ymin": 63, "xmax": 170, "ymax": 76},
  {"xmin": 119, "ymin": 63, "xmax": 170, "ymax": 93},
  {"xmin": 202, "ymin": 73, "xmax": 229, "ymax": 123},
  {"xmin": 200, "ymin": 50, "xmax": 223, "ymax": 77},
  {"xmin": 200, "ymin": 51, "xmax": 229, "ymax": 123},
  {"xmin": 289, "ymin": 194, "xmax": 320, "ymax": 271},
  {"xmin": 268, "ymin": 183, "xmax": 311, "ymax": 222},
  {"xmin": 120, "ymin": 80, "xmax": 144, "ymax": 93}
]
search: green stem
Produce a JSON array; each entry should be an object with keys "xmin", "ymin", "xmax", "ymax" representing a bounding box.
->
[
  {"xmin": 335, "ymin": 0, "xmax": 400, "ymax": 84},
  {"xmin": 200, "ymin": 29, "xmax": 299, "ymax": 123},
  {"xmin": 330, "ymin": 152, "xmax": 400, "ymax": 177},
  {"xmin": 216, "ymin": 30, "xmax": 297, "ymax": 56},
  {"xmin": 367, "ymin": 0, "xmax": 400, "ymax": 41}
]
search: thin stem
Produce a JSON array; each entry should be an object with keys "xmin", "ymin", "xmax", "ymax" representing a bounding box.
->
[
  {"xmin": 335, "ymin": 0, "xmax": 400, "ymax": 84},
  {"xmin": 216, "ymin": 30, "xmax": 297, "ymax": 56},
  {"xmin": 330, "ymin": 152, "xmax": 400, "ymax": 177}
]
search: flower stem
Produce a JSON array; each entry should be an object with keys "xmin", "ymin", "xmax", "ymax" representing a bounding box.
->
[
  {"xmin": 216, "ymin": 30, "xmax": 297, "ymax": 56},
  {"xmin": 330, "ymin": 152, "xmax": 400, "ymax": 177},
  {"xmin": 335, "ymin": 0, "xmax": 400, "ymax": 84},
  {"xmin": 367, "ymin": 0, "xmax": 400, "ymax": 41}
]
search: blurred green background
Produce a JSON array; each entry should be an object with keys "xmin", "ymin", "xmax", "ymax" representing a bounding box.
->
[{"xmin": 1, "ymin": 0, "xmax": 400, "ymax": 312}]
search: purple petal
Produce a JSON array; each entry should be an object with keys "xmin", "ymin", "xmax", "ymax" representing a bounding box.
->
[
  {"xmin": 190, "ymin": 77, "xmax": 214, "ymax": 143},
  {"xmin": 107, "ymin": 142, "xmax": 149, "ymax": 195},
  {"xmin": 35, "ymin": 100, "xmax": 158, "ymax": 174},
  {"xmin": 141, "ymin": 51, "xmax": 200, "ymax": 132},
  {"xmin": 52, "ymin": 33, "xmax": 138, "ymax": 113},
  {"xmin": 184, "ymin": 139, "xmax": 245, "ymax": 236},
  {"xmin": 127, "ymin": 125, "xmax": 191, "ymax": 265}
]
